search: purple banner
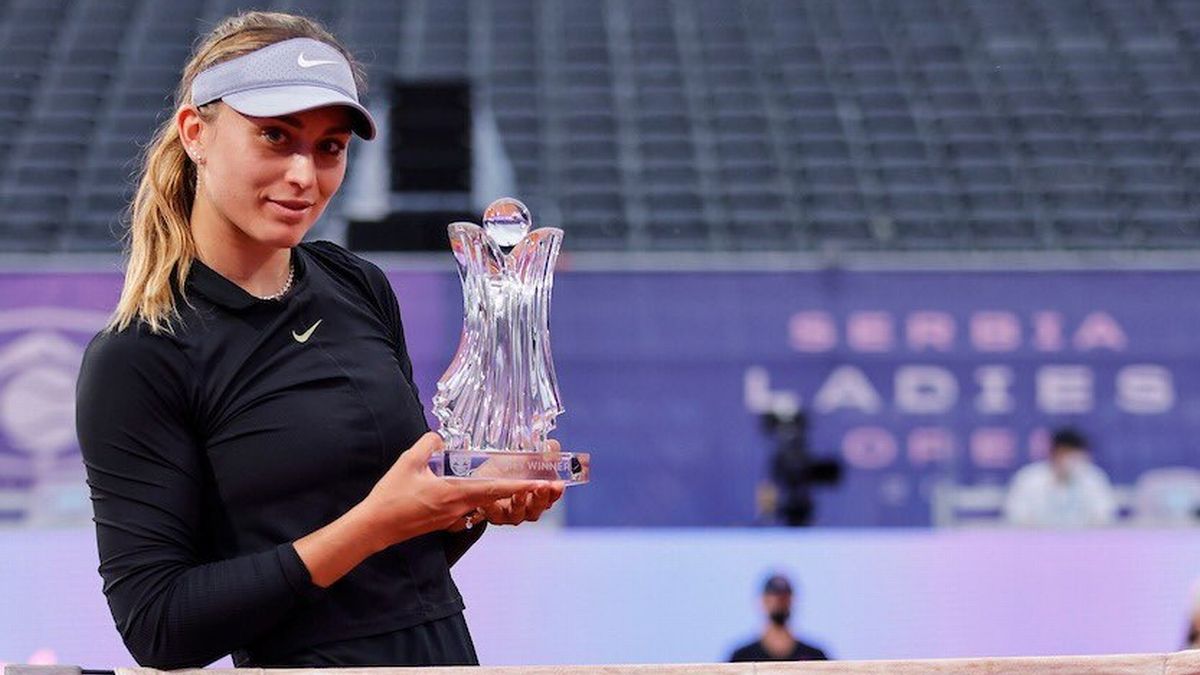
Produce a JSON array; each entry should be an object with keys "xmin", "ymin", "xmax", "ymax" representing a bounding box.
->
[
  {"xmin": 544, "ymin": 270, "xmax": 1200, "ymax": 526},
  {"xmin": 0, "ymin": 273, "xmax": 121, "ymax": 526},
  {"xmin": 2, "ymin": 267, "xmax": 1199, "ymax": 527}
]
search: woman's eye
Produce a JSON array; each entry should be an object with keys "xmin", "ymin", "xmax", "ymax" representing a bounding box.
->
[
  {"xmin": 261, "ymin": 128, "xmax": 287, "ymax": 144},
  {"xmin": 322, "ymin": 140, "xmax": 346, "ymax": 156}
]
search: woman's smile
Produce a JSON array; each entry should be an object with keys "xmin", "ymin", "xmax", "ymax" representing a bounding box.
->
[{"xmin": 264, "ymin": 197, "xmax": 315, "ymax": 223}]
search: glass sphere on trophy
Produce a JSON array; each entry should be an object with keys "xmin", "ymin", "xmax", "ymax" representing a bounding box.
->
[{"xmin": 428, "ymin": 198, "xmax": 590, "ymax": 485}]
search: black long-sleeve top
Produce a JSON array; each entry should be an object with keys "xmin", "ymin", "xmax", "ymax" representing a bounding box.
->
[{"xmin": 76, "ymin": 241, "xmax": 484, "ymax": 668}]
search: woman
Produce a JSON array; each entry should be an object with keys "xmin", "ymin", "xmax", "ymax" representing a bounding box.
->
[{"xmin": 75, "ymin": 11, "xmax": 563, "ymax": 669}]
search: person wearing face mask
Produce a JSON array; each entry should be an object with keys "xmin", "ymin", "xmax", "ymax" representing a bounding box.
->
[
  {"xmin": 1185, "ymin": 579, "xmax": 1200, "ymax": 650},
  {"xmin": 728, "ymin": 574, "xmax": 829, "ymax": 662},
  {"xmin": 1003, "ymin": 428, "xmax": 1118, "ymax": 527}
]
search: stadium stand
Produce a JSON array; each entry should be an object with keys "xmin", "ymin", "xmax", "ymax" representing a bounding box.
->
[{"xmin": 0, "ymin": 0, "xmax": 1198, "ymax": 252}]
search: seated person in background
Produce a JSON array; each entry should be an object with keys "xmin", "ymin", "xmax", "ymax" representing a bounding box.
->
[
  {"xmin": 729, "ymin": 574, "xmax": 829, "ymax": 662},
  {"xmin": 1004, "ymin": 428, "xmax": 1118, "ymax": 527}
]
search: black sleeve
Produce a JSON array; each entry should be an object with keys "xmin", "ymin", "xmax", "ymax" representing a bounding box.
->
[
  {"xmin": 362, "ymin": 261, "xmax": 489, "ymax": 567},
  {"xmin": 76, "ymin": 330, "xmax": 323, "ymax": 669},
  {"xmin": 444, "ymin": 521, "xmax": 487, "ymax": 566},
  {"xmin": 363, "ymin": 261, "xmax": 429, "ymax": 428}
]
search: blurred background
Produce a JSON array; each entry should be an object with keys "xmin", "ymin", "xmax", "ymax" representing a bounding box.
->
[{"xmin": 2, "ymin": 0, "xmax": 1200, "ymax": 667}]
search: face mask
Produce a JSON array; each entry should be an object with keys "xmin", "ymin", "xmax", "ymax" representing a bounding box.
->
[{"xmin": 769, "ymin": 609, "xmax": 791, "ymax": 626}]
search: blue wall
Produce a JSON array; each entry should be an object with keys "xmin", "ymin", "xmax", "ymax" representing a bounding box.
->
[
  {"xmin": 2, "ymin": 527, "xmax": 1197, "ymax": 666},
  {"xmin": 2, "ymin": 267, "xmax": 1199, "ymax": 527}
]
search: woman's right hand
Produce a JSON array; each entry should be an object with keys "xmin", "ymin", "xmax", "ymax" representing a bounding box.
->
[
  {"xmin": 295, "ymin": 432, "xmax": 548, "ymax": 588},
  {"xmin": 361, "ymin": 432, "xmax": 550, "ymax": 550}
]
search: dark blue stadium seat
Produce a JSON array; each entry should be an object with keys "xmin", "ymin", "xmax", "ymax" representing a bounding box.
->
[{"xmin": 1, "ymin": 0, "xmax": 1199, "ymax": 252}]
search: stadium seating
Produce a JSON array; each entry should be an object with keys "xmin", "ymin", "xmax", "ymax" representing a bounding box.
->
[{"xmin": 1, "ymin": 0, "xmax": 1198, "ymax": 252}]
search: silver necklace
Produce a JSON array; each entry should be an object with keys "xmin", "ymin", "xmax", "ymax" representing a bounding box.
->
[{"xmin": 257, "ymin": 262, "xmax": 294, "ymax": 301}]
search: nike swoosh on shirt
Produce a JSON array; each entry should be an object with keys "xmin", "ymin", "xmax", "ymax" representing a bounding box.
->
[
  {"xmin": 297, "ymin": 53, "xmax": 338, "ymax": 68},
  {"xmin": 292, "ymin": 319, "xmax": 323, "ymax": 343}
]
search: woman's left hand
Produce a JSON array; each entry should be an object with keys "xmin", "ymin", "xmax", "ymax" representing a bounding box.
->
[
  {"xmin": 491, "ymin": 480, "xmax": 565, "ymax": 525},
  {"xmin": 448, "ymin": 439, "xmax": 568, "ymax": 531},
  {"xmin": 449, "ymin": 483, "xmax": 564, "ymax": 531}
]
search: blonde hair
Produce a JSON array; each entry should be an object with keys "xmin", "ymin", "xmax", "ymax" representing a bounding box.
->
[{"xmin": 109, "ymin": 11, "xmax": 366, "ymax": 333}]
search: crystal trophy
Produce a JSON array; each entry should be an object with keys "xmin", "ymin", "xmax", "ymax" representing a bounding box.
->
[{"xmin": 428, "ymin": 198, "xmax": 590, "ymax": 485}]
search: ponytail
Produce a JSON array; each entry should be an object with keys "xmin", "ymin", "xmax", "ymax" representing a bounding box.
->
[{"xmin": 108, "ymin": 108, "xmax": 203, "ymax": 333}]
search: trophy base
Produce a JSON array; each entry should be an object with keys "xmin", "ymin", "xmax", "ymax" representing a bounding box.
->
[{"xmin": 429, "ymin": 449, "xmax": 590, "ymax": 485}]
